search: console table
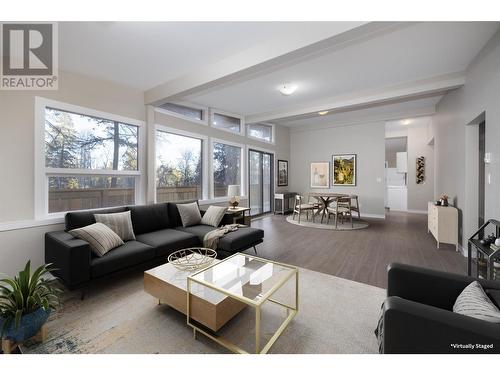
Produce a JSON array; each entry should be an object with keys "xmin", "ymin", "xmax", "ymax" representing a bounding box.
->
[
  {"xmin": 427, "ymin": 202, "xmax": 458, "ymax": 251},
  {"xmin": 274, "ymin": 192, "xmax": 297, "ymax": 215}
]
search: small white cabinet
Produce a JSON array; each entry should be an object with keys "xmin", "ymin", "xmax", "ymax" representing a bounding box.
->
[{"xmin": 427, "ymin": 202, "xmax": 458, "ymax": 251}]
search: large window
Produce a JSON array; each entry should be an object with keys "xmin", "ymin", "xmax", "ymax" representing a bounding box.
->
[
  {"xmin": 247, "ymin": 122, "xmax": 274, "ymax": 143},
  {"xmin": 212, "ymin": 141, "xmax": 242, "ymax": 197},
  {"xmin": 211, "ymin": 111, "xmax": 244, "ymax": 135},
  {"xmin": 41, "ymin": 103, "xmax": 141, "ymax": 215},
  {"xmin": 156, "ymin": 130, "xmax": 203, "ymax": 202}
]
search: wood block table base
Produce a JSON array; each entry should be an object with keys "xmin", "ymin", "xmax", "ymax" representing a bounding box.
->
[{"xmin": 1, "ymin": 324, "xmax": 47, "ymax": 354}]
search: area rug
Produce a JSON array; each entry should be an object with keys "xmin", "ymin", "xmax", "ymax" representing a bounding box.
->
[
  {"xmin": 22, "ymin": 267, "xmax": 385, "ymax": 354},
  {"xmin": 286, "ymin": 215, "xmax": 370, "ymax": 230}
]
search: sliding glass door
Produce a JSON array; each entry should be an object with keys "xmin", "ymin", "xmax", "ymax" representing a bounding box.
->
[{"xmin": 249, "ymin": 149, "xmax": 273, "ymax": 216}]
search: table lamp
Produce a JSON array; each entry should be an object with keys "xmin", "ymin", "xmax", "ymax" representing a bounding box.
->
[{"xmin": 227, "ymin": 185, "xmax": 241, "ymax": 209}]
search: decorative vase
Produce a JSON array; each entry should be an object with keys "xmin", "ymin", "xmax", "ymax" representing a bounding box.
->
[{"xmin": 0, "ymin": 308, "xmax": 50, "ymax": 343}]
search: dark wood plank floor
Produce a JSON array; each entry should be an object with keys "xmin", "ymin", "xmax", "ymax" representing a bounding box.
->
[{"xmin": 247, "ymin": 211, "xmax": 467, "ymax": 289}]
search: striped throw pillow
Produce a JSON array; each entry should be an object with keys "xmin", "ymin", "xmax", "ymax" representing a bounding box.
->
[
  {"xmin": 201, "ymin": 206, "xmax": 227, "ymax": 227},
  {"xmin": 453, "ymin": 281, "xmax": 500, "ymax": 323},
  {"xmin": 69, "ymin": 222, "xmax": 124, "ymax": 257},
  {"xmin": 94, "ymin": 210, "xmax": 136, "ymax": 241}
]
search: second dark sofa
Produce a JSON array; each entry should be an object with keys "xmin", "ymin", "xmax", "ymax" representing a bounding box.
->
[{"xmin": 45, "ymin": 200, "xmax": 264, "ymax": 291}]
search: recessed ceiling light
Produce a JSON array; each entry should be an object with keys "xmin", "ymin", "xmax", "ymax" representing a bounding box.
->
[
  {"xmin": 279, "ymin": 83, "xmax": 297, "ymax": 96},
  {"xmin": 318, "ymin": 111, "xmax": 329, "ymax": 115},
  {"xmin": 402, "ymin": 119, "xmax": 412, "ymax": 125}
]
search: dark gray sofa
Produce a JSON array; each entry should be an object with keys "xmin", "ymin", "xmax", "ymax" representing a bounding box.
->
[{"xmin": 45, "ymin": 200, "xmax": 264, "ymax": 291}]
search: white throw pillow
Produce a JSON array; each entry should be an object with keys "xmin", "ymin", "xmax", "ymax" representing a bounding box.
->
[
  {"xmin": 176, "ymin": 202, "xmax": 202, "ymax": 227},
  {"xmin": 69, "ymin": 222, "xmax": 124, "ymax": 257},
  {"xmin": 201, "ymin": 206, "xmax": 228, "ymax": 227},
  {"xmin": 453, "ymin": 281, "xmax": 500, "ymax": 323},
  {"xmin": 94, "ymin": 210, "xmax": 136, "ymax": 241}
]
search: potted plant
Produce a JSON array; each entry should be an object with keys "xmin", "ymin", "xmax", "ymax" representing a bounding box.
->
[{"xmin": 0, "ymin": 261, "xmax": 60, "ymax": 344}]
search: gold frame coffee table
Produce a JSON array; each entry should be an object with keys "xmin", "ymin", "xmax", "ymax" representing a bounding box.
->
[{"xmin": 187, "ymin": 252, "xmax": 299, "ymax": 354}]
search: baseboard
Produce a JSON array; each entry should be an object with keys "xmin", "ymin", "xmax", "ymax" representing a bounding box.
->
[
  {"xmin": 406, "ymin": 209, "xmax": 427, "ymax": 215},
  {"xmin": 361, "ymin": 213, "xmax": 386, "ymax": 219}
]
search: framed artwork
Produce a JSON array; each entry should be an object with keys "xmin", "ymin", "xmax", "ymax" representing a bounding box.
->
[
  {"xmin": 277, "ymin": 159, "xmax": 288, "ymax": 186},
  {"xmin": 310, "ymin": 162, "xmax": 330, "ymax": 188},
  {"xmin": 333, "ymin": 154, "xmax": 356, "ymax": 186}
]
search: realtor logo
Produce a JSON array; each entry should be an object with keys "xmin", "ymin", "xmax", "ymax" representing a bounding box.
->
[{"xmin": 1, "ymin": 22, "xmax": 58, "ymax": 90}]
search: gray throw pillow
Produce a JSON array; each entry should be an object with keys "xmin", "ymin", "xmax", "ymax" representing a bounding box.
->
[
  {"xmin": 69, "ymin": 222, "xmax": 124, "ymax": 257},
  {"xmin": 201, "ymin": 205, "xmax": 228, "ymax": 227},
  {"xmin": 453, "ymin": 281, "xmax": 500, "ymax": 323},
  {"xmin": 177, "ymin": 202, "xmax": 201, "ymax": 227},
  {"xmin": 94, "ymin": 210, "xmax": 136, "ymax": 241}
]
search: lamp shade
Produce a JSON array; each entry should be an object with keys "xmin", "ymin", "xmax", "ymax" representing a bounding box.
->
[{"xmin": 227, "ymin": 185, "xmax": 240, "ymax": 197}]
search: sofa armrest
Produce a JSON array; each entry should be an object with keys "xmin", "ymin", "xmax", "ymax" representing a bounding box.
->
[
  {"xmin": 383, "ymin": 296, "xmax": 500, "ymax": 353},
  {"xmin": 387, "ymin": 263, "xmax": 486, "ymax": 310},
  {"xmin": 45, "ymin": 231, "xmax": 91, "ymax": 289}
]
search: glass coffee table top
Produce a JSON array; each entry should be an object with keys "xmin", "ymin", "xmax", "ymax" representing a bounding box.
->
[{"xmin": 190, "ymin": 253, "xmax": 296, "ymax": 304}]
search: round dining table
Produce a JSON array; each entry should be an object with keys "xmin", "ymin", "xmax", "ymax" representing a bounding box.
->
[{"xmin": 308, "ymin": 192, "xmax": 350, "ymax": 223}]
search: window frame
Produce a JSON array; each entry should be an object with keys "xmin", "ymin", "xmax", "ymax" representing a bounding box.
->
[
  {"xmin": 35, "ymin": 97, "xmax": 146, "ymax": 220},
  {"xmin": 209, "ymin": 108, "xmax": 245, "ymax": 136},
  {"xmin": 154, "ymin": 125, "xmax": 209, "ymax": 203},
  {"xmin": 246, "ymin": 122, "xmax": 275, "ymax": 144},
  {"xmin": 154, "ymin": 101, "xmax": 209, "ymax": 126},
  {"xmin": 209, "ymin": 137, "xmax": 247, "ymax": 201}
]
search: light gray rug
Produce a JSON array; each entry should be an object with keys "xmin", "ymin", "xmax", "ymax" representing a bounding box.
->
[
  {"xmin": 22, "ymin": 267, "xmax": 385, "ymax": 354},
  {"xmin": 286, "ymin": 215, "xmax": 370, "ymax": 230}
]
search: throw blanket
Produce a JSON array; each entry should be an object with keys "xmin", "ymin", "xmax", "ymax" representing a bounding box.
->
[{"xmin": 203, "ymin": 224, "xmax": 246, "ymax": 250}]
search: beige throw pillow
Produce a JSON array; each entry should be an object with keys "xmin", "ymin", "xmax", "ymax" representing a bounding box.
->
[
  {"xmin": 201, "ymin": 205, "xmax": 227, "ymax": 227},
  {"xmin": 69, "ymin": 222, "xmax": 124, "ymax": 257},
  {"xmin": 176, "ymin": 202, "xmax": 202, "ymax": 227},
  {"xmin": 94, "ymin": 210, "xmax": 136, "ymax": 241}
]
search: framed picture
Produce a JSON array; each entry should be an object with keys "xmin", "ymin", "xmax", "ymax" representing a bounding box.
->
[
  {"xmin": 277, "ymin": 159, "xmax": 288, "ymax": 186},
  {"xmin": 333, "ymin": 154, "xmax": 356, "ymax": 186},
  {"xmin": 310, "ymin": 162, "xmax": 330, "ymax": 188}
]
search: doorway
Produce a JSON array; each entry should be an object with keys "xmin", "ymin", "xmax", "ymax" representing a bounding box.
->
[{"xmin": 248, "ymin": 149, "xmax": 273, "ymax": 216}]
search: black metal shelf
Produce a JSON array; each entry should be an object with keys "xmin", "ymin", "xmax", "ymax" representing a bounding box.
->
[{"xmin": 468, "ymin": 219, "xmax": 500, "ymax": 280}]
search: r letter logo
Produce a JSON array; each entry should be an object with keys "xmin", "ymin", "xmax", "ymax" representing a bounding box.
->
[{"xmin": 1, "ymin": 22, "xmax": 58, "ymax": 90}]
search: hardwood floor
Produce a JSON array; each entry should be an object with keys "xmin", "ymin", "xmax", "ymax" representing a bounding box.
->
[{"xmin": 248, "ymin": 211, "xmax": 467, "ymax": 289}]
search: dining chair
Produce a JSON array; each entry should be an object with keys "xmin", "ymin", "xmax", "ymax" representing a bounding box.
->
[
  {"xmin": 326, "ymin": 196, "xmax": 353, "ymax": 228},
  {"xmin": 349, "ymin": 195, "xmax": 361, "ymax": 219},
  {"xmin": 292, "ymin": 195, "xmax": 316, "ymax": 223}
]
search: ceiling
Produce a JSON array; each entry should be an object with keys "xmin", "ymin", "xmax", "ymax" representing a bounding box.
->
[
  {"xmin": 59, "ymin": 22, "xmax": 363, "ymax": 90},
  {"xmin": 180, "ymin": 22, "xmax": 498, "ymax": 124},
  {"xmin": 58, "ymin": 22, "xmax": 499, "ymax": 127}
]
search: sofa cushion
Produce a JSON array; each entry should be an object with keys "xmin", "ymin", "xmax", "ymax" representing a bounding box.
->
[
  {"xmin": 135, "ymin": 228, "xmax": 200, "ymax": 257},
  {"xmin": 94, "ymin": 210, "xmax": 136, "ymax": 241},
  {"xmin": 65, "ymin": 206, "xmax": 127, "ymax": 231},
  {"xmin": 90, "ymin": 240, "xmax": 155, "ymax": 278},
  {"xmin": 128, "ymin": 203, "xmax": 170, "ymax": 235},
  {"xmin": 201, "ymin": 205, "xmax": 227, "ymax": 227},
  {"xmin": 69, "ymin": 223, "xmax": 124, "ymax": 257},
  {"xmin": 217, "ymin": 227, "xmax": 264, "ymax": 252},
  {"xmin": 167, "ymin": 200, "xmax": 198, "ymax": 228},
  {"xmin": 177, "ymin": 225, "xmax": 264, "ymax": 253}
]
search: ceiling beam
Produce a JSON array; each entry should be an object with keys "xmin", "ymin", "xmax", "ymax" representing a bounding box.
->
[
  {"xmin": 245, "ymin": 72, "xmax": 465, "ymax": 123},
  {"xmin": 144, "ymin": 22, "xmax": 412, "ymax": 105}
]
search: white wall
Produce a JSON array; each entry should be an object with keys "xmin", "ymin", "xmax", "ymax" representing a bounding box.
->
[
  {"xmin": 406, "ymin": 120, "xmax": 435, "ymax": 212},
  {"xmin": 432, "ymin": 29, "xmax": 500, "ymax": 249},
  {"xmin": 289, "ymin": 121, "xmax": 386, "ymax": 217}
]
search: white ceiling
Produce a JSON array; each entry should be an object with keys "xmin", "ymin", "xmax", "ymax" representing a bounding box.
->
[
  {"xmin": 181, "ymin": 22, "xmax": 498, "ymax": 121},
  {"xmin": 59, "ymin": 22, "xmax": 363, "ymax": 90}
]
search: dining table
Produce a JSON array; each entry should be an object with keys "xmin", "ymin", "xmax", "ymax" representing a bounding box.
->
[{"xmin": 308, "ymin": 192, "xmax": 350, "ymax": 223}]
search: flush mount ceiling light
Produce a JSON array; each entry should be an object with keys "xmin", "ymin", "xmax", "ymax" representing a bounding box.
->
[
  {"xmin": 402, "ymin": 119, "xmax": 412, "ymax": 125},
  {"xmin": 318, "ymin": 111, "xmax": 329, "ymax": 115},
  {"xmin": 279, "ymin": 83, "xmax": 297, "ymax": 96}
]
